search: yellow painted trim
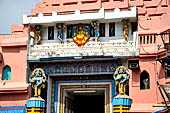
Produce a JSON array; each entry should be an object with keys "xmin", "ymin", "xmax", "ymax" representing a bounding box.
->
[
  {"xmin": 27, "ymin": 107, "xmax": 45, "ymax": 113},
  {"xmin": 114, "ymin": 106, "xmax": 130, "ymax": 109},
  {"xmin": 113, "ymin": 105, "xmax": 130, "ymax": 113},
  {"xmin": 153, "ymin": 104, "xmax": 170, "ymax": 107},
  {"xmin": 114, "ymin": 110, "xmax": 129, "ymax": 112}
]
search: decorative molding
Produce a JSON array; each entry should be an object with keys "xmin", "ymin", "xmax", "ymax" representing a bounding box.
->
[
  {"xmin": 23, "ymin": 6, "xmax": 136, "ymax": 24},
  {"xmin": 105, "ymin": 6, "xmax": 136, "ymax": 20},
  {"xmin": 28, "ymin": 41, "xmax": 139, "ymax": 60},
  {"xmin": 30, "ymin": 61, "xmax": 118, "ymax": 75}
]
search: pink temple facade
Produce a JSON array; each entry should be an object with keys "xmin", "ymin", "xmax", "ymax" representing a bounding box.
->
[
  {"xmin": 0, "ymin": 0, "xmax": 170, "ymax": 112},
  {"xmin": 0, "ymin": 24, "xmax": 29, "ymax": 107}
]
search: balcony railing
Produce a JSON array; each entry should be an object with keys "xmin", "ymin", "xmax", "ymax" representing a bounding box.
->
[{"xmin": 28, "ymin": 32, "xmax": 139, "ymax": 61}]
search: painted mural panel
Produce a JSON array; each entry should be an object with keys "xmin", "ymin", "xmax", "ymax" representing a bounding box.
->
[{"xmin": 0, "ymin": 106, "xmax": 25, "ymax": 113}]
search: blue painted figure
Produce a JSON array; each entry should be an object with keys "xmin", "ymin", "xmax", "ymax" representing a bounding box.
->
[
  {"xmin": 72, "ymin": 25, "xmax": 78, "ymax": 37},
  {"xmin": 91, "ymin": 21, "xmax": 100, "ymax": 41},
  {"xmin": 57, "ymin": 24, "xmax": 65, "ymax": 43},
  {"xmin": 29, "ymin": 68, "xmax": 46, "ymax": 97},
  {"xmin": 93, "ymin": 23, "xmax": 100, "ymax": 37},
  {"xmin": 109, "ymin": 25, "xmax": 115, "ymax": 37},
  {"xmin": 113, "ymin": 66, "xmax": 129, "ymax": 95},
  {"xmin": 84, "ymin": 25, "xmax": 90, "ymax": 35}
]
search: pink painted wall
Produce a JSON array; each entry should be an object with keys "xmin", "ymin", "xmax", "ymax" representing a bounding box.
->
[
  {"xmin": 0, "ymin": 46, "xmax": 27, "ymax": 82},
  {"xmin": 0, "ymin": 93, "xmax": 29, "ymax": 107},
  {"xmin": 129, "ymin": 59, "xmax": 163, "ymax": 103},
  {"xmin": 0, "ymin": 25, "xmax": 27, "ymax": 82},
  {"xmin": 0, "ymin": 25, "xmax": 29, "ymax": 107}
]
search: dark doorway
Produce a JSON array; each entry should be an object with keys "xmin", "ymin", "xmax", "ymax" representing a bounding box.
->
[{"xmin": 74, "ymin": 95, "xmax": 104, "ymax": 113}]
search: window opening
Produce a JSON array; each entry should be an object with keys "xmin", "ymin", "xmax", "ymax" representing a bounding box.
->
[
  {"xmin": 109, "ymin": 23, "xmax": 115, "ymax": 37},
  {"xmin": 140, "ymin": 70, "xmax": 150, "ymax": 90},
  {"xmin": 48, "ymin": 26, "xmax": 54, "ymax": 40},
  {"xmin": 2, "ymin": 66, "xmax": 11, "ymax": 80}
]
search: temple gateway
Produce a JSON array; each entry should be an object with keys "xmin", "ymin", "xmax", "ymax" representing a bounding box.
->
[{"xmin": 0, "ymin": 0, "xmax": 170, "ymax": 113}]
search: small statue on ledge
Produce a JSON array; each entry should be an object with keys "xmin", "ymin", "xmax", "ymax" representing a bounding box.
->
[
  {"xmin": 29, "ymin": 68, "xmax": 46, "ymax": 97},
  {"xmin": 122, "ymin": 19, "xmax": 130, "ymax": 42},
  {"xmin": 57, "ymin": 24, "xmax": 65, "ymax": 44},
  {"xmin": 113, "ymin": 66, "xmax": 129, "ymax": 95},
  {"xmin": 35, "ymin": 25, "xmax": 43, "ymax": 44},
  {"xmin": 91, "ymin": 21, "xmax": 100, "ymax": 41},
  {"xmin": 29, "ymin": 26, "xmax": 35, "ymax": 46}
]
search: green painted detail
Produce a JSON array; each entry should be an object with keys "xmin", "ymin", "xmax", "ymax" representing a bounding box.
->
[{"xmin": 2, "ymin": 66, "xmax": 11, "ymax": 80}]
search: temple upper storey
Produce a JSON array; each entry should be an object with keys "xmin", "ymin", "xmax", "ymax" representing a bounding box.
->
[
  {"xmin": 24, "ymin": 6, "xmax": 139, "ymax": 61},
  {"xmin": 23, "ymin": 0, "xmax": 170, "ymax": 61},
  {"xmin": 23, "ymin": 0, "xmax": 170, "ymax": 34}
]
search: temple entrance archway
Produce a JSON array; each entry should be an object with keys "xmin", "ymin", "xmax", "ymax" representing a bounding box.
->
[
  {"xmin": 53, "ymin": 81, "xmax": 114, "ymax": 113},
  {"xmin": 65, "ymin": 90, "xmax": 105, "ymax": 113}
]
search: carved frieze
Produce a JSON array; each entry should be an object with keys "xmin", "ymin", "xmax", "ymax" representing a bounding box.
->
[{"xmin": 28, "ymin": 41, "xmax": 139, "ymax": 60}]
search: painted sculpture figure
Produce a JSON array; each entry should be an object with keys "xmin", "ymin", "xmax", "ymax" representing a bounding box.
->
[
  {"xmin": 91, "ymin": 21, "xmax": 100, "ymax": 41},
  {"xmin": 113, "ymin": 66, "xmax": 130, "ymax": 95},
  {"xmin": 72, "ymin": 25, "xmax": 78, "ymax": 37},
  {"xmin": 35, "ymin": 25, "xmax": 43, "ymax": 44},
  {"xmin": 57, "ymin": 24, "xmax": 65, "ymax": 43},
  {"xmin": 29, "ymin": 68, "xmax": 46, "ymax": 97},
  {"xmin": 72, "ymin": 24, "xmax": 90, "ymax": 46},
  {"xmin": 84, "ymin": 25, "xmax": 90, "ymax": 35},
  {"xmin": 122, "ymin": 19, "xmax": 130, "ymax": 42}
]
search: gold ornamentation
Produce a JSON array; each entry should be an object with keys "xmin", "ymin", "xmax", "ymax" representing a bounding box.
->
[
  {"xmin": 29, "ymin": 68, "xmax": 46, "ymax": 97},
  {"xmin": 122, "ymin": 19, "xmax": 130, "ymax": 42},
  {"xmin": 113, "ymin": 66, "xmax": 129, "ymax": 95},
  {"xmin": 35, "ymin": 25, "xmax": 43, "ymax": 44},
  {"xmin": 72, "ymin": 24, "xmax": 90, "ymax": 46}
]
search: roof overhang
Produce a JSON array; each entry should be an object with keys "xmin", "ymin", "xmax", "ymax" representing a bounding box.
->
[{"xmin": 23, "ymin": 6, "xmax": 136, "ymax": 24}]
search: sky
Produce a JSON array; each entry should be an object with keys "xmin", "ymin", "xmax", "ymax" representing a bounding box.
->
[{"xmin": 0, "ymin": 0, "xmax": 42, "ymax": 34}]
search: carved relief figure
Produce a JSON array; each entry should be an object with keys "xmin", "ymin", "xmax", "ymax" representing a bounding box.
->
[
  {"xmin": 72, "ymin": 25, "xmax": 78, "ymax": 37},
  {"xmin": 84, "ymin": 25, "xmax": 90, "ymax": 35},
  {"xmin": 35, "ymin": 25, "xmax": 43, "ymax": 44},
  {"xmin": 72, "ymin": 24, "xmax": 91, "ymax": 46},
  {"xmin": 29, "ymin": 68, "xmax": 46, "ymax": 97},
  {"xmin": 100, "ymin": 24, "xmax": 105, "ymax": 37},
  {"xmin": 57, "ymin": 24, "xmax": 66, "ymax": 44},
  {"xmin": 56, "ymin": 65, "xmax": 61, "ymax": 73},
  {"xmin": 91, "ymin": 21, "xmax": 100, "ymax": 41},
  {"xmin": 122, "ymin": 19, "xmax": 130, "ymax": 42},
  {"xmin": 29, "ymin": 26, "xmax": 35, "ymax": 46},
  {"xmin": 109, "ymin": 23, "xmax": 115, "ymax": 37},
  {"xmin": 68, "ymin": 26, "xmax": 72, "ymax": 38},
  {"xmin": 113, "ymin": 66, "xmax": 130, "ymax": 95},
  {"xmin": 143, "ymin": 78, "xmax": 149, "ymax": 89},
  {"xmin": 30, "ymin": 36, "xmax": 35, "ymax": 46},
  {"xmin": 86, "ymin": 64, "xmax": 92, "ymax": 72}
]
